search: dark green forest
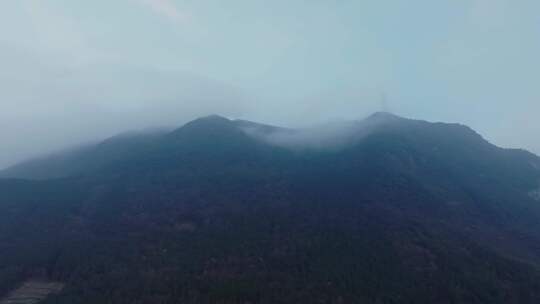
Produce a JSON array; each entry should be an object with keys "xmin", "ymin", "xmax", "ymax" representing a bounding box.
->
[{"xmin": 1, "ymin": 114, "xmax": 540, "ymax": 303}]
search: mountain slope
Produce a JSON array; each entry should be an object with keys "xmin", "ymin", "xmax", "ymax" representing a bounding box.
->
[
  {"xmin": 0, "ymin": 128, "xmax": 168, "ymax": 180},
  {"xmin": 1, "ymin": 113, "xmax": 540, "ymax": 303}
]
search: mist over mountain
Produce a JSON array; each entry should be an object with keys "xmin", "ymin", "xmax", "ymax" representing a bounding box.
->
[
  {"xmin": 2, "ymin": 1, "xmax": 540, "ymax": 303},
  {"xmin": 0, "ymin": 113, "xmax": 393, "ymax": 179},
  {"xmin": 1, "ymin": 113, "xmax": 540, "ymax": 303}
]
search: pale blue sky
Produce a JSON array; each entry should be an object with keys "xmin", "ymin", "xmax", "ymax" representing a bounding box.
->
[{"xmin": 0, "ymin": 0, "xmax": 539, "ymax": 167}]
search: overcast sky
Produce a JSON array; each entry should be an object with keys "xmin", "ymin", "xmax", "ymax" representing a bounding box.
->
[{"xmin": 1, "ymin": 0, "xmax": 539, "ymax": 168}]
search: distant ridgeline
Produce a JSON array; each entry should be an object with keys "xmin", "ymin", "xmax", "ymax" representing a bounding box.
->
[{"xmin": 1, "ymin": 113, "xmax": 540, "ymax": 303}]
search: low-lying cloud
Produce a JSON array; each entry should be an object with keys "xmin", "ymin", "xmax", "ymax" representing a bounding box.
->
[
  {"xmin": 241, "ymin": 113, "xmax": 395, "ymax": 151},
  {"xmin": 0, "ymin": 50, "xmax": 247, "ymax": 168},
  {"xmin": 1, "ymin": 0, "xmax": 539, "ymax": 168}
]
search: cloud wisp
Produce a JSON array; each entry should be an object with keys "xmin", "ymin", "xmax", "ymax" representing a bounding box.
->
[
  {"xmin": 139, "ymin": 0, "xmax": 190, "ymax": 24},
  {"xmin": 241, "ymin": 114, "xmax": 398, "ymax": 152}
]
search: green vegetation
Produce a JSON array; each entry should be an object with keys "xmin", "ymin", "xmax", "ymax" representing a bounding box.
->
[{"xmin": 1, "ymin": 114, "xmax": 540, "ymax": 303}]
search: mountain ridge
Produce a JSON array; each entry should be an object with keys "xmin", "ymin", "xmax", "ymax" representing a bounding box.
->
[
  {"xmin": 1, "ymin": 112, "xmax": 540, "ymax": 303},
  {"xmin": 2, "ymin": 112, "xmax": 536, "ymax": 181}
]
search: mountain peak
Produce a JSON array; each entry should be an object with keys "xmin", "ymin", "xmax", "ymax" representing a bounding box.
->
[
  {"xmin": 167, "ymin": 114, "xmax": 256, "ymax": 150},
  {"xmin": 188, "ymin": 114, "xmax": 231, "ymax": 125},
  {"xmin": 364, "ymin": 111, "xmax": 404, "ymax": 123},
  {"xmin": 172, "ymin": 114, "xmax": 234, "ymax": 135}
]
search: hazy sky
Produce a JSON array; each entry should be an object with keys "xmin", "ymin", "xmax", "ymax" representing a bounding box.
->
[{"xmin": 1, "ymin": 0, "xmax": 539, "ymax": 168}]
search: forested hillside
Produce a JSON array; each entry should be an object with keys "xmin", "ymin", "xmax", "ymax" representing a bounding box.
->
[{"xmin": 1, "ymin": 114, "xmax": 540, "ymax": 303}]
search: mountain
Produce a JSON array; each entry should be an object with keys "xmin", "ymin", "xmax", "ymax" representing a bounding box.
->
[
  {"xmin": 1, "ymin": 113, "xmax": 540, "ymax": 303},
  {"xmin": 0, "ymin": 128, "xmax": 169, "ymax": 180}
]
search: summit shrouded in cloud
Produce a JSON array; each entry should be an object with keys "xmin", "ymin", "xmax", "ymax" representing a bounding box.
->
[
  {"xmin": 1, "ymin": 2, "xmax": 540, "ymax": 302},
  {"xmin": 0, "ymin": 0, "xmax": 539, "ymax": 168}
]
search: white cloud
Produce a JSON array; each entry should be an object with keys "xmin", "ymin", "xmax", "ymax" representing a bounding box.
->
[
  {"xmin": 139, "ymin": 0, "xmax": 190, "ymax": 24},
  {"xmin": 468, "ymin": 0, "xmax": 508, "ymax": 29},
  {"xmin": 12, "ymin": 0, "xmax": 99, "ymax": 66}
]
